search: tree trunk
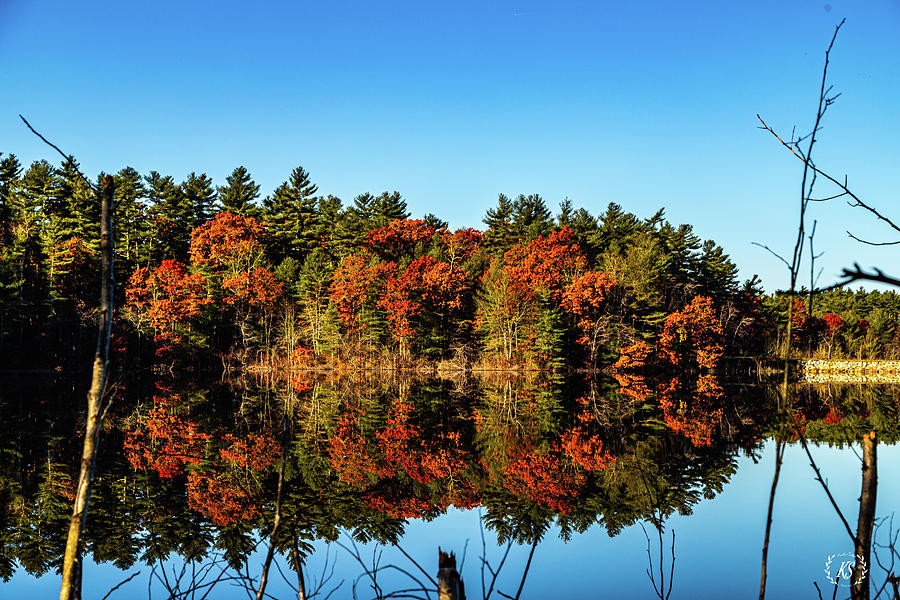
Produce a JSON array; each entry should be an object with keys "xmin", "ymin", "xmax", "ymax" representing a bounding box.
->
[
  {"xmin": 759, "ymin": 439, "xmax": 785, "ymax": 600},
  {"xmin": 60, "ymin": 176, "xmax": 114, "ymax": 600},
  {"xmin": 852, "ymin": 432, "xmax": 877, "ymax": 600},
  {"xmin": 437, "ymin": 548, "xmax": 464, "ymax": 600}
]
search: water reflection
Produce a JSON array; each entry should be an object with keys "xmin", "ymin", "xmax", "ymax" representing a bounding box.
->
[{"xmin": 1, "ymin": 372, "xmax": 899, "ymax": 598}]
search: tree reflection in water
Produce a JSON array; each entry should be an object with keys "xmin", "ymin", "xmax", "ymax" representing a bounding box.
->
[{"xmin": 1, "ymin": 372, "xmax": 899, "ymax": 597}]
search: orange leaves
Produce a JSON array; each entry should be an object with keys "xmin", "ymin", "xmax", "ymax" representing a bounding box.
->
[
  {"xmin": 611, "ymin": 341, "xmax": 652, "ymax": 372},
  {"xmin": 656, "ymin": 376, "xmax": 725, "ymax": 447},
  {"xmin": 378, "ymin": 256, "xmax": 469, "ymax": 347},
  {"xmin": 221, "ymin": 266, "xmax": 282, "ymax": 307},
  {"xmin": 189, "ymin": 212, "xmax": 266, "ymax": 272},
  {"xmin": 187, "ymin": 470, "xmax": 259, "ymax": 526},
  {"xmin": 365, "ymin": 219, "xmax": 435, "ymax": 259},
  {"xmin": 561, "ymin": 271, "xmax": 615, "ymax": 316},
  {"xmin": 376, "ymin": 400, "xmax": 468, "ymax": 484},
  {"xmin": 503, "ymin": 227, "xmax": 587, "ymax": 300},
  {"xmin": 504, "ymin": 444, "xmax": 586, "ymax": 514},
  {"xmin": 561, "ymin": 270, "xmax": 616, "ymax": 355},
  {"xmin": 560, "ymin": 400, "xmax": 615, "ymax": 472},
  {"xmin": 220, "ymin": 433, "xmax": 280, "ymax": 471},
  {"xmin": 123, "ymin": 394, "xmax": 211, "ymax": 478},
  {"xmin": 439, "ymin": 227, "xmax": 483, "ymax": 263},
  {"xmin": 124, "ymin": 260, "xmax": 211, "ymax": 333},
  {"xmin": 330, "ymin": 254, "xmax": 397, "ymax": 332},
  {"xmin": 327, "ymin": 413, "xmax": 385, "ymax": 486},
  {"xmin": 658, "ymin": 295, "xmax": 724, "ymax": 371}
]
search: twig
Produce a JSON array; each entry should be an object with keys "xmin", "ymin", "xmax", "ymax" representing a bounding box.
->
[
  {"xmin": 100, "ymin": 570, "xmax": 141, "ymax": 599},
  {"xmin": 18, "ymin": 114, "xmax": 97, "ymax": 191},
  {"xmin": 799, "ymin": 435, "xmax": 858, "ymax": 544}
]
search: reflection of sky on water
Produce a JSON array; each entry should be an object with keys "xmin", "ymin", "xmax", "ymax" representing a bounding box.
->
[{"xmin": 7, "ymin": 440, "xmax": 899, "ymax": 598}]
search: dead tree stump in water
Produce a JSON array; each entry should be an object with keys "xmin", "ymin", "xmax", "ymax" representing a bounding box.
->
[{"xmin": 438, "ymin": 548, "xmax": 465, "ymax": 600}]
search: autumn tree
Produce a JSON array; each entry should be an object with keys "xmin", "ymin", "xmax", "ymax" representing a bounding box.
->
[{"xmin": 657, "ymin": 295, "xmax": 724, "ymax": 372}]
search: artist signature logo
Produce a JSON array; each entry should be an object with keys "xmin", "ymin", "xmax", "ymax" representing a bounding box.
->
[{"xmin": 824, "ymin": 553, "xmax": 868, "ymax": 587}]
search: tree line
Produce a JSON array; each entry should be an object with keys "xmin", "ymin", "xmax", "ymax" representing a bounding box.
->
[{"xmin": 1, "ymin": 151, "xmax": 897, "ymax": 369}]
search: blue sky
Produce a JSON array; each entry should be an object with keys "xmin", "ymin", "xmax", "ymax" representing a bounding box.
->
[{"xmin": 2, "ymin": 0, "xmax": 899, "ymax": 290}]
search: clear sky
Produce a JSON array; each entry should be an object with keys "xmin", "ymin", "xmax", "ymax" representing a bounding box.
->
[{"xmin": 2, "ymin": 0, "xmax": 898, "ymax": 291}]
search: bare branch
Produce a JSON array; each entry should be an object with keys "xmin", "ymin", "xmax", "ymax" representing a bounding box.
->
[
  {"xmin": 100, "ymin": 570, "xmax": 141, "ymax": 600},
  {"xmin": 18, "ymin": 114, "xmax": 97, "ymax": 191},
  {"xmin": 751, "ymin": 242, "xmax": 792, "ymax": 271},
  {"xmin": 799, "ymin": 435, "xmax": 858, "ymax": 544},
  {"xmin": 846, "ymin": 231, "xmax": 900, "ymax": 246}
]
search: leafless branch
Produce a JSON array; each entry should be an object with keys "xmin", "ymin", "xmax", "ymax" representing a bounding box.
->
[
  {"xmin": 751, "ymin": 242, "xmax": 791, "ymax": 271},
  {"xmin": 100, "ymin": 570, "xmax": 141, "ymax": 599},
  {"xmin": 799, "ymin": 435, "xmax": 858, "ymax": 544},
  {"xmin": 846, "ymin": 232, "xmax": 900, "ymax": 246},
  {"xmin": 18, "ymin": 114, "xmax": 97, "ymax": 191}
]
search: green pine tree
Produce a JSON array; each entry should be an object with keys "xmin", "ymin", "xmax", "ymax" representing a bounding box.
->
[
  {"xmin": 263, "ymin": 165, "xmax": 321, "ymax": 264},
  {"xmin": 146, "ymin": 171, "xmax": 192, "ymax": 263},
  {"xmin": 217, "ymin": 166, "xmax": 261, "ymax": 218},
  {"xmin": 182, "ymin": 172, "xmax": 217, "ymax": 227}
]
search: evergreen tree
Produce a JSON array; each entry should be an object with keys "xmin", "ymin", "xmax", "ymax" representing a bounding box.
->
[
  {"xmin": 114, "ymin": 167, "xmax": 150, "ymax": 271},
  {"xmin": 483, "ymin": 193, "xmax": 515, "ymax": 252},
  {"xmin": 332, "ymin": 193, "xmax": 375, "ymax": 256},
  {"xmin": 423, "ymin": 213, "xmax": 448, "ymax": 231},
  {"xmin": 146, "ymin": 171, "xmax": 192, "ymax": 263},
  {"xmin": 55, "ymin": 157, "xmax": 97, "ymax": 245},
  {"xmin": 512, "ymin": 194, "xmax": 553, "ymax": 242},
  {"xmin": 263, "ymin": 165, "xmax": 321, "ymax": 264},
  {"xmin": 697, "ymin": 239, "xmax": 739, "ymax": 300},
  {"xmin": 182, "ymin": 172, "xmax": 217, "ymax": 227},
  {"xmin": 217, "ymin": 166, "xmax": 260, "ymax": 218},
  {"xmin": 556, "ymin": 198, "xmax": 574, "ymax": 229},
  {"xmin": 0, "ymin": 153, "xmax": 22, "ymax": 243},
  {"xmin": 590, "ymin": 203, "xmax": 641, "ymax": 256},
  {"xmin": 369, "ymin": 191, "xmax": 409, "ymax": 228}
]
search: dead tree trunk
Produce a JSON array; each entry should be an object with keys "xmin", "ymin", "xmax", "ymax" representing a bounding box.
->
[
  {"xmin": 852, "ymin": 432, "xmax": 877, "ymax": 600},
  {"xmin": 759, "ymin": 438, "xmax": 785, "ymax": 600},
  {"xmin": 438, "ymin": 548, "xmax": 464, "ymax": 600},
  {"xmin": 60, "ymin": 176, "xmax": 114, "ymax": 600}
]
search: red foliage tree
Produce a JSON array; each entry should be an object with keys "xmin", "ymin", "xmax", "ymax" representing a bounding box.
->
[
  {"xmin": 222, "ymin": 266, "xmax": 283, "ymax": 307},
  {"xmin": 187, "ymin": 470, "xmax": 260, "ymax": 525},
  {"xmin": 189, "ymin": 212, "xmax": 266, "ymax": 273},
  {"xmin": 561, "ymin": 271, "xmax": 616, "ymax": 362},
  {"xmin": 123, "ymin": 390, "xmax": 211, "ymax": 478},
  {"xmin": 656, "ymin": 376, "xmax": 725, "ymax": 447},
  {"xmin": 331, "ymin": 254, "xmax": 397, "ymax": 335},
  {"xmin": 503, "ymin": 443, "xmax": 586, "ymax": 514},
  {"xmin": 378, "ymin": 256, "xmax": 469, "ymax": 358},
  {"xmin": 658, "ymin": 296, "xmax": 724, "ymax": 371},
  {"xmin": 439, "ymin": 228, "xmax": 484, "ymax": 264},
  {"xmin": 124, "ymin": 260, "xmax": 211, "ymax": 342},
  {"xmin": 503, "ymin": 227, "xmax": 587, "ymax": 300},
  {"xmin": 365, "ymin": 219, "xmax": 435, "ymax": 261}
]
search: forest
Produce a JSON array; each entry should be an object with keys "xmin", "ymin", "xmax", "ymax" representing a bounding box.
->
[{"xmin": 3, "ymin": 152, "xmax": 899, "ymax": 374}]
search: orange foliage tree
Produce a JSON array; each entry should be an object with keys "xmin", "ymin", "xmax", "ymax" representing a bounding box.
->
[
  {"xmin": 658, "ymin": 295, "xmax": 724, "ymax": 371},
  {"xmin": 378, "ymin": 256, "xmax": 469, "ymax": 358},
  {"xmin": 561, "ymin": 271, "xmax": 616, "ymax": 364},
  {"xmin": 124, "ymin": 259, "xmax": 211, "ymax": 347},
  {"xmin": 123, "ymin": 387, "xmax": 211, "ymax": 478}
]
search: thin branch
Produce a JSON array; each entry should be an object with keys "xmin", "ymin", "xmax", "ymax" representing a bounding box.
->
[
  {"xmin": 18, "ymin": 114, "xmax": 97, "ymax": 191},
  {"xmin": 392, "ymin": 544, "xmax": 437, "ymax": 588},
  {"xmin": 510, "ymin": 540, "xmax": 537, "ymax": 600},
  {"xmin": 846, "ymin": 232, "xmax": 900, "ymax": 246},
  {"xmin": 100, "ymin": 570, "xmax": 141, "ymax": 600},
  {"xmin": 752, "ymin": 242, "xmax": 792, "ymax": 271},
  {"xmin": 799, "ymin": 435, "xmax": 858, "ymax": 544}
]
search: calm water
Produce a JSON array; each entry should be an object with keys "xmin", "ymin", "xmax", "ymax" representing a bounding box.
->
[{"xmin": 1, "ymin": 373, "xmax": 897, "ymax": 599}]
